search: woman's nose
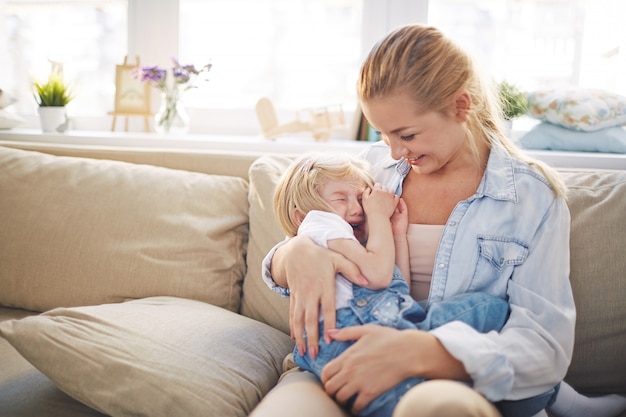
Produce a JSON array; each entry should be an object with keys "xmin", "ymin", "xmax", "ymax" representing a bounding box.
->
[{"xmin": 388, "ymin": 139, "xmax": 407, "ymax": 160}]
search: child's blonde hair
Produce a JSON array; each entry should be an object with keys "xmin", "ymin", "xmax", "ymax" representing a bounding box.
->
[
  {"xmin": 358, "ymin": 24, "xmax": 566, "ymax": 197},
  {"xmin": 274, "ymin": 153, "xmax": 375, "ymax": 237}
]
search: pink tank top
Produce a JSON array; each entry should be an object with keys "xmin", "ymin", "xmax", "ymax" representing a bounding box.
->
[{"xmin": 406, "ymin": 224, "xmax": 445, "ymax": 302}]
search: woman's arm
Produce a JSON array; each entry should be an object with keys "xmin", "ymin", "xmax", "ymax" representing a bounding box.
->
[{"xmin": 430, "ymin": 197, "xmax": 575, "ymax": 400}]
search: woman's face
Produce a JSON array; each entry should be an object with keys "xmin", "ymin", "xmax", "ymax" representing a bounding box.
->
[{"xmin": 361, "ymin": 91, "xmax": 471, "ymax": 175}]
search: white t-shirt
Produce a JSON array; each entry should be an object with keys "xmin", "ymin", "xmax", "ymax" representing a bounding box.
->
[{"xmin": 297, "ymin": 210, "xmax": 356, "ymax": 309}]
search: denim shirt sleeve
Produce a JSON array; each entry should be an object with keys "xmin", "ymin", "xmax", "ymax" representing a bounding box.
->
[
  {"xmin": 430, "ymin": 185, "xmax": 575, "ymax": 402},
  {"xmin": 261, "ymin": 237, "xmax": 291, "ymax": 297}
]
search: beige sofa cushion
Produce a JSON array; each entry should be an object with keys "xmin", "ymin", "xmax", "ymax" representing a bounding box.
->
[
  {"xmin": 0, "ymin": 296, "xmax": 294, "ymax": 417},
  {"xmin": 240, "ymin": 155, "xmax": 293, "ymax": 334},
  {"xmin": 0, "ymin": 146, "xmax": 249, "ymax": 313},
  {"xmin": 559, "ymin": 169, "xmax": 626, "ymax": 394},
  {"xmin": 0, "ymin": 307, "xmax": 108, "ymax": 417}
]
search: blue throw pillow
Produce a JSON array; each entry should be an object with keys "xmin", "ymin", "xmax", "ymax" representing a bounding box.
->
[{"xmin": 519, "ymin": 122, "xmax": 626, "ymax": 153}]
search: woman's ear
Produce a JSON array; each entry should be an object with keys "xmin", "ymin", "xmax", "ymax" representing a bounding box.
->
[{"xmin": 453, "ymin": 90, "xmax": 471, "ymax": 122}]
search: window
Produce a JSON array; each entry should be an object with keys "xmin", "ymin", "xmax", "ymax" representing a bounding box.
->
[
  {"xmin": 2, "ymin": 0, "xmax": 370, "ymax": 135},
  {"xmin": 3, "ymin": 0, "xmax": 623, "ymax": 136},
  {"xmin": 177, "ymin": 0, "xmax": 364, "ymax": 134},
  {"xmin": 2, "ymin": 0, "xmax": 128, "ymax": 117},
  {"xmin": 179, "ymin": 0, "xmax": 363, "ymax": 111},
  {"xmin": 428, "ymin": 0, "xmax": 626, "ymax": 95}
]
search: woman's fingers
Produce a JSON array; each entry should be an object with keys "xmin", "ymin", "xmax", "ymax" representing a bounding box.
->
[
  {"xmin": 333, "ymin": 249, "xmax": 368, "ymax": 287},
  {"xmin": 304, "ymin": 289, "xmax": 321, "ymax": 358},
  {"xmin": 320, "ymin": 290, "xmax": 337, "ymax": 345},
  {"xmin": 289, "ymin": 291, "xmax": 307, "ymax": 355},
  {"xmin": 285, "ymin": 237, "xmax": 345, "ymax": 357},
  {"xmin": 284, "ymin": 237, "xmax": 365, "ymax": 357},
  {"xmin": 321, "ymin": 325, "xmax": 421, "ymax": 414}
]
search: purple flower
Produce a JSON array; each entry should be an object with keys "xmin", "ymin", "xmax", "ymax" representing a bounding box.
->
[
  {"xmin": 172, "ymin": 67, "xmax": 191, "ymax": 84},
  {"xmin": 132, "ymin": 58, "xmax": 211, "ymax": 96},
  {"xmin": 131, "ymin": 66, "xmax": 166, "ymax": 84}
]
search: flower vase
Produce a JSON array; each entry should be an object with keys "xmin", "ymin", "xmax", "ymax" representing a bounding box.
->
[{"xmin": 154, "ymin": 89, "xmax": 190, "ymax": 135}]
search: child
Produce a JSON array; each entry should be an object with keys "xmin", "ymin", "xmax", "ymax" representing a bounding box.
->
[{"xmin": 271, "ymin": 153, "xmax": 509, "ymax": 417}]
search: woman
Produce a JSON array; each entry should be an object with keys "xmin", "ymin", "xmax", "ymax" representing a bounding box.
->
[
  {"xmin": 252, "ymin": 24, "xmax": 619, "ymax": 417},
  {"xmin": 271, "ymin": 152, "xmax": 509, "ymax": 417}
]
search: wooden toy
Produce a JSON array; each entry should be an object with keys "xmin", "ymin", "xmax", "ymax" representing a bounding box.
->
[{"xmin": 255, "ymin": 97, "xmax": 346, "ymax": 141}]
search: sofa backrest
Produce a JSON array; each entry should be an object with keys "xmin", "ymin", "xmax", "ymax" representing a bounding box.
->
[
  {"xmin": 0, "ymin": 141, "xmax": 261, "ymax": 180},
  {"xmin": 240, "ymin": 155, "xmax": 294, "ymax": 334},
  {"xmin": 558, "ymin": 169, "xmax": 626, "ymax": 394}
]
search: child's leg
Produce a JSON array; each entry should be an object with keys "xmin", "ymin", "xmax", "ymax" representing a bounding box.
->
[
  {"xmin": 547, "ymin": 381, "xmax": 626, "ymax": 417},
  {"xmin": 416, "ymin": 292, "xmax": 509, "ymax": 333}
]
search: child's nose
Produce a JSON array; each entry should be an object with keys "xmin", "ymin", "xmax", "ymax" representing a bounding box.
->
[{"xmin": 351, "ymin": 200, "xmax": 363, "ymax": 215}]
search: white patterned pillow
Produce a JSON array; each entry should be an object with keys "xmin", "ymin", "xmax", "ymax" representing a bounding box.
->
[{"xmin": 527, "ymin": 88, "xmax": 626, "ymax": 132}]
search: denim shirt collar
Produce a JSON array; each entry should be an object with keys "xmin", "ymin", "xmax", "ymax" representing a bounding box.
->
[
  {"xmin": 476, "ymin": 142, "xmax": 518, "ymax": 203},
  {"xmin": 377, "ymin": 139, "xmax": 518, "ymax": 203}
]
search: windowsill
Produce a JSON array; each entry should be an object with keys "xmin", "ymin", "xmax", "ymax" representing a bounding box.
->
[
  {"xmin": 1, "ymin": 128, "xmax": 624, "ymax": 170},
  {"xmin": 0, "ymin": 128, "xmax": 369, "ymax": 154}
]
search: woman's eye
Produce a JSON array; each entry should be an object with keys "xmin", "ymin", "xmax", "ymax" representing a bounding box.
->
[{"xmin": 400, "ymin": 134, "xmax": 415, "ymax": 141}]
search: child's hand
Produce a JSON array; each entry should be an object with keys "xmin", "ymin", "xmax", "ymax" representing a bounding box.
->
[
  {"xmin": 362, "ymin": 183, "xmax": 398, "ymax": 218},
  {"xmin": 391, "ymin": 197, "xmax": 408, "ymax": 236}
]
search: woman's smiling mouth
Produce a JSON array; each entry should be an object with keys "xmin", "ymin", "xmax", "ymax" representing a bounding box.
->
[{"xmin": 406, "ymin": 155, "xmax": 425, "ymax": 165}]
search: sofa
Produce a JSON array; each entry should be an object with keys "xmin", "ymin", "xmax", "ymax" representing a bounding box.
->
[{"xmin": 0, "ymin": 141, "xmax": 624, "ymax": 417}]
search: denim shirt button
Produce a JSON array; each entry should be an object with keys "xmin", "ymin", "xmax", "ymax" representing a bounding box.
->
[
  {"xmin": 449, "ymin": 221, "xmax": 457, "ymax": 226},
  {"xmin": 356, "ymin": 299, "xmax": 368, "ymax": 307},
  {"xmin": 437, "ymin": 263, "xmax": 445, "ymax": 269}
]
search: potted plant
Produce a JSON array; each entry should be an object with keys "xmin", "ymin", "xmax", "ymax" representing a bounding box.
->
[
  {"xmin": 497, "ymin": 80, "xmax": 528, "ymax": 121},
  {"xmin": 33, "ymin": 69, "xmax": 74, "ymax": 132}
]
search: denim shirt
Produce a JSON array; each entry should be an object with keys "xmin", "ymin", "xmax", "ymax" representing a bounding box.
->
[{"xmin": 263, "ymin": 140, "xmax": 576, "ymax": 403}]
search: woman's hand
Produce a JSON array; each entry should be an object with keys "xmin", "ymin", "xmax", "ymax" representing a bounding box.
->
[
  {"xmin": 272, "ymin": 235, "xmax": 367, "ymax": 357},
  {"xmin": 390, "ymin": 197, "xmax": 408, "ymax": 237},
  {"xmin": 320, "ymin": 325, "xmax": 470, "ymax": 414}
]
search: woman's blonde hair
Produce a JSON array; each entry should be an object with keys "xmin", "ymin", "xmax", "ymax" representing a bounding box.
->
[
  {"xmin": 274, "ymin": 153, "xmax": 375, "ymax": 237},
  {"xmin": 358, "ymin": 24, "xmax": 566, "ymax": 197}
]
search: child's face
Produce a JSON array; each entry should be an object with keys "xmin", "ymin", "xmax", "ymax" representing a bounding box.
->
[{"xmin": 318, "ymin": 179, "xmax": 368, "ymax": 244}]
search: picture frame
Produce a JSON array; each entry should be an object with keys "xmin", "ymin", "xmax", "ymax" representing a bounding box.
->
[
  {"xmin": 113, "ymin": 56, "xmax": 151, "ymax": 114},
  {"xmin": 109, "ymin": 56, "xmax": 152, "ymax": 131}
]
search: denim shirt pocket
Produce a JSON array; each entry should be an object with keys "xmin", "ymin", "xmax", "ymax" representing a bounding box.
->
[{"xmin": 470, "ymin": 236, "xmax": 529, "ymax": 293}]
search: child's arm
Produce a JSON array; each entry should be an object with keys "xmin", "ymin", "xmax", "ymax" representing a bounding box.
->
[
  {"xmin": 391, "ymin": 197, "xmax": 410, "ymax": 286},
  {"xmin": 327, "ymin": 184, "xmax": 398, "ymax": 290}
]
